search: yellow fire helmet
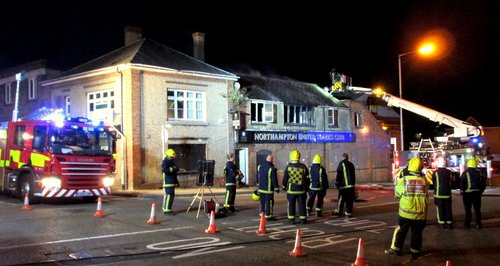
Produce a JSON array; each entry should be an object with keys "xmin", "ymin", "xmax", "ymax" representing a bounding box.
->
[
  {"xmin": 407, "ymin": 157, "xmax": 423, "ymax": 173},
  {"xmin": 165, "ymin": 149, "xmax": 176, "ymax": 158},
  {"xmin": 313, "ymin": 154, "xmax": 322, "ymax": 164},
  {"xmin": 466, "ymin": 158, "xmax": 478, "ymax": 168},
  {"xmin": 290, "ymin": 150, "xmax": 300, "ymax": 162},
  {"xmin": 252, "ymin": 190, "xmax": 260, "ymax": 201}
]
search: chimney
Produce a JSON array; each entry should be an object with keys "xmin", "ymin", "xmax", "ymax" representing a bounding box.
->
[
  {"xmin": 124, "ymin": 26, "xmax": 143, "ymax": 46},
  {"xmin": 192, "ymin": 32, "xmax": 205, "ymax": 61}
]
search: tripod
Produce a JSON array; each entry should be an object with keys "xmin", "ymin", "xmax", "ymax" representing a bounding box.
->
[{"xmin": 186, "ymin": 181, "xmax": 220, "ymax": 218}]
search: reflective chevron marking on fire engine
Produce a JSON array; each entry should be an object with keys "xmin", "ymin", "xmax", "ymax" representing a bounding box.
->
[{"xmin": 39, "ymin": 187, "xmax": 111, "ymax": 197}]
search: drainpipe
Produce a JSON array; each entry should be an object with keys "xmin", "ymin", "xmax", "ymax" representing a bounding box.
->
[{"xmin": 116, "ymin": 65, "xmax": 128, "ymax": 190}]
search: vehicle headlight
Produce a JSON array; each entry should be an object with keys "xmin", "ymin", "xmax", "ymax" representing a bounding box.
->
[
  {"xmin": 103, "ymin": 177, "xmax": 115, "ymax": 187},
  {"xmin": 41, "ymin": 177, "xmax": 61, "ymax": 188}
]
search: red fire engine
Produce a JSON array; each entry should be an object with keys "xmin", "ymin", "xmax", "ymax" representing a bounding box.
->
[{"xmin": 0, "ymin": 113, "xmax": 116, "ymax": 202}]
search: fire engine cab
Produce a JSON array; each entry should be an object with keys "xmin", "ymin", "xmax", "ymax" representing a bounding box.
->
[{"xmin": 0, "ymin": 111, "xmax": 116, "ymax": 202}]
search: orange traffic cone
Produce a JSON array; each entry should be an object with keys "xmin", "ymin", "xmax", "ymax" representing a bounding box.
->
[
  {"xmin": 93, "ymin": 197, "xmax": 106, "ymax": 218},
  {"xmin": 21, "ymin": 193, "xmax": 32, "ymax": 211},
  {"xmin": 256, "ymin": 212, "xmax": 267, "ymax": 235},
  {"xmin": 205, "ymin": 210, "xmax": 218, "ymax": 234},
  {"xmin": 289, "ymin": 228, "xmax": 306, "ymax": 257},
  {"xmin": 446, "ymin": 260, "xmax": 452, "ymax": 266},
  {"xmin": 351, "ymin": 238, "xmax": 367, "ymax": 266},
  {"xmin": 146, "ymin": 203, "xmax": 159, "ymax": 224}
]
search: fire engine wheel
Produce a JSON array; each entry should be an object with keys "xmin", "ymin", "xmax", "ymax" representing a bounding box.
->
[{"xmin": 17, "ymin": 175, "xmax": 39, "ymax": 203}]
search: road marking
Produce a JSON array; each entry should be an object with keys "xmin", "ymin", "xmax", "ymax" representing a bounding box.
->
[
  {"xmin": 146, "ymin": 237, "xmax": 244, "ymax": 259},
  {"xmin": 356, "ymin": 201, "xmax": 398, "ymax": 209},
  {"xmin": 0, "ymin": 226, "xmax": 193, "ymax": 251}
]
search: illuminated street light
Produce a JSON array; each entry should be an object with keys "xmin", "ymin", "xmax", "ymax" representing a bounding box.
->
[{"xmin": 398, "ymin": 42, "xmax": 436, "ymax": 151}]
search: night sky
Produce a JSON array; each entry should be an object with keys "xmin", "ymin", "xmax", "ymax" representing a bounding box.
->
[{"xmin": 1, "ymin": 1, "xmax": 498, "ymax": 143}]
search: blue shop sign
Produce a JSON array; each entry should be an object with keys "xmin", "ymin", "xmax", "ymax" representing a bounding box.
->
[{"xmin": 238, "ymin": 131, "xmax": 355, "ymax": 143}]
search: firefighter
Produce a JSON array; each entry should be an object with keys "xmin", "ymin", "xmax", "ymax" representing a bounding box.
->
[
  {"xmin": 306, "ymin": 154, "xmax": 329, "ymax": 217},
  {"xmin": 282, "ymin": 150, "xmax": 309, "ymax": 224},
  {"xmin": 460, "ymin": 158, "xmax": 487, "ymax": 230},
  {"xmin": 332, "ymin": 153, "xmax": 356, "ymax": 217},
  {"xmin": 162, "ymin": 148, "xmax": 179, "ymax": 216},
  {"xmin": 257, "ymin": 154, "xmax": 279, "ymax": 221},
  {"xmin": 432, "ymin": 157, "xmax": 453, "ymax": 229},
  {"xmin": 385, "ymin": 157, "xmax": 429, "ymax": 260},
  {"xmin": 223, "ymin": 153, "xmax": 239, "ymax": 213}
]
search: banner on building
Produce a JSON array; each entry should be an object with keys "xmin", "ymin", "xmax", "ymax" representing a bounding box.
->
[{"xmin": 237, "ymin": 130, "xmax": 355, "ymax": 143}]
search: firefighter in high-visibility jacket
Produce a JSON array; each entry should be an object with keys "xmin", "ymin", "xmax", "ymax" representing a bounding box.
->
[
  {"xmin": 432, "ymin": 157, "xmax": 453, "ymax": 228},
  {"xmin": 224, "ymin": 153, "xmax": 239, "ymax": 213},
  {"xmin": 162, "ymin": 149, "xmax": 179, "ymax": 216},
  {"xmin": 385, "ymin": 157, "xmax": 429, "ymax": 260},
  {"xmin": 257, "ymin": 154, "xmax": 279, "ymax": 221},
  {"xmin": 306, "ymin": 154, "xmax": 329, "ymax": 217},
  {"xmin": 460, "ymin": 158, "xmax": 486, "ymax": 229},
  {"xmin": 333, "ymin": 153, "xmax": 356, "ymax": 217},
  {"xmin": 282, "ymin": 150, "xmax": 309, "ymax": 224}
]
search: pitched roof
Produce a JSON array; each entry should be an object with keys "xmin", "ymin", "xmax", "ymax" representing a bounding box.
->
[
  {"xmin": 59, "ymin": 38, "xmax": 236, "ymax": 79},
  {"xmin": 239, "ymin": 74, "xmax": 346, "ymax": 107}
]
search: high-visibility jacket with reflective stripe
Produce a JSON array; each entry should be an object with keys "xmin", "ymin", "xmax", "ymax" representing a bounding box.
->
[
  {"xmin": 432, "ymin": 167, "xmax": 452, "ymax": 198},
  {"xmin": 395, "ymin": 173, "xmax": 428, "ymax": 220},
  {"xmin": 257, "ymin": 161, "xmax": 278, "ymax": 194},
  {"xmin": 224, "ymin": 160, "xmax": 238, "ymax": 186},
  {"xmin": 161, "ymin": 157, "xmax": 179, "ymax": 187},
  {"xmin": 283, "ymin": 162, "xmax": 309, "ymax": 194},
  {"xmin": 460, "ymin": 168, "xmax": 486, "ymax": 193},
  {"xmin": 336, "ymin": 159, "xmax": 355, "ymax": 189},
  {"xmin": 309, "ymin": 164, "xmax": 328, "ymax": 191}
]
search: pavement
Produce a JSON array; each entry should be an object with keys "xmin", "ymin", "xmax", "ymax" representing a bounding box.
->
[{"xmin": 111, "ymin": 183, "xmax": 500, "ymax": 198}]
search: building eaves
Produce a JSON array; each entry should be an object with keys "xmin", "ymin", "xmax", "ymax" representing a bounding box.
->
[{"xmin": 239, "ymin": 74, "xmax": 346, "ymax": 107}]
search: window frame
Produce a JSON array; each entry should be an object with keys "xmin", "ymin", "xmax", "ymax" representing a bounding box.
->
[
  {"xmin": 28, "ymin": 77, "xmax": 37, "ymax": 100},
  {"xmin": 327, "ymin": 108, "xmax": 339, "ymax": 128},
  {"xmin": 167, "ymin": 89, "xmax": 205, "ymax": 121},
  {"xmin": 284, "ymin": 105, "xmax": 315, "ymax": 125},
  {"xmin": 250, "ymin": 100, "xmax": 277, "ymax": 123},
  {"xmin": 5, "ymin": 83, "xmax": 12, "ymax": 104}
]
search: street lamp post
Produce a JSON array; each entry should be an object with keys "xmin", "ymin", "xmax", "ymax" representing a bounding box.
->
[
  {"xmin": 398, "ymin": 51, "xmax": 417, "ymax": 151},
  {"xmin": 397, "ymin": 44, "xmax": 437, "ymax": 151}
]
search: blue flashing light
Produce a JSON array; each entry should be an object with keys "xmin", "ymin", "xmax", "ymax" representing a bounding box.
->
[{"xmin": 471, "ymin": 138, "xmax": 479, "ymax": 143}]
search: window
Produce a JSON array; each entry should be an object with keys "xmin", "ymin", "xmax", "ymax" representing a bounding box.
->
[
  {"xmin": 87, "ymin": 90, "xmax": 114, "ymax": 123},
  {"xmin": 33, "ymin": 126, "xmax": 47, "ymax": 151},
  {"xmin": 354, "ymin": 112, "xmax": 363, "ymax": 127},
  {"xmin": 14, "ymin": 125, "xmax": 26, "ymax": 147},
  {"xmin": 65, "ymin": 96, "xmax": 71, "ymax": 116},
  {"xmin": 28, "ymin": 77, "xmax": 37, "ymax": 100},
  {"xmin": 284, "ymin": 105, "xmax": 315, "ymax": 125},
  {"xmin": 167, "ymin": 89, "xmax": 205, "ymax": 121},
  {"xmin": 250, "ymin": 101, "xmax": 276, "ymax": 123},
  {"xmin": 168, "ymin": 144, "xmax": 206, "ymax": 172},
  {"xmin": 327, "ymin": 108, "xmax": 339, "ymax": 128},
  {"xmin": 5, "ymin": 83, "xmax": 12, "ymax": 104}
]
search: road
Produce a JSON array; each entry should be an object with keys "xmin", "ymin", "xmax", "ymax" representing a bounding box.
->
[{"xmin": 0, "ymin": 187, "xmax": 499, "ymax": 266}]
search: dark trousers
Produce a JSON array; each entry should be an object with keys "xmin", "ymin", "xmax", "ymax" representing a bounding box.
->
[
  {"xmin": 163, "ymin": 186, "xmax": 175, "ymax": 213},
  {"xmin": 435, "ymin": 197, "xmax": 453, "ymax": 225},
  {"xmin": 336, "ymin": 187, "xmax": 355, "ymax": 215},
  {"xmin": 287, "ymin": 193, "xmax": 307, "ymax": 221},
  {"xmin": 463, "ymin": 191, "xmax": 482, "ymax": 227},
  {"xmin": 224, "ymin": 185, "xmax": 236, "ymax": 209},
  {"xmin": 260, "ymin": 193, "xmax": 275, "ymax": 218},
  {"xmin": 307, "ymin": 189, "xmax": 326, "ymax": 213},
  {"xmin": 391, "ymin": 217, "xmax": 426, "ymax": 254}
]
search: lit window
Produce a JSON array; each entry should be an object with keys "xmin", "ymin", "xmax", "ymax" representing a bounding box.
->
[
  {"xmin": 4, "ymin": 83, "xmax": 12, "ymax": 104},
  {"xmin": 167, "ymin": 89, "xmax": 205, "ymax": 121},
  {"xmin": 251, "ymin": 101, "xmax": 277, "ymax": 123},
  {"xmin": 327, "ymin": 108, "xmax": 339, "ymax": 128},
  {"xmin": 87, "ymin": 90, "xmax": 114, "ymax": 124},
  {"xmin": 28, "ymin": 77, "xmax": 37, "ymax": 100}
]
